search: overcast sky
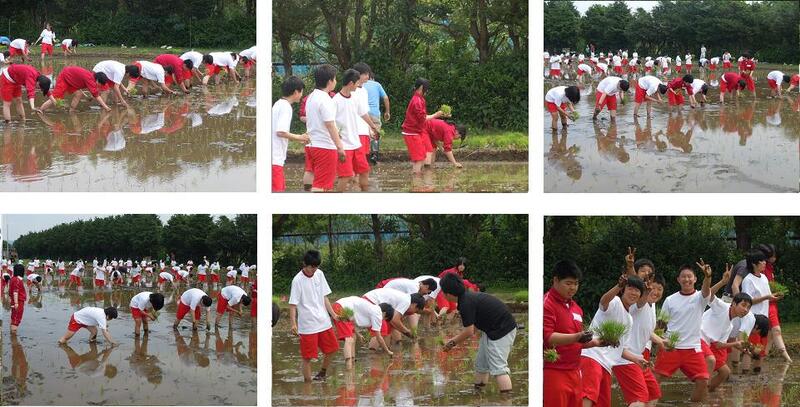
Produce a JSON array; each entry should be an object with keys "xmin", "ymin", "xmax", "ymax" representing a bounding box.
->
[
  {"xmin": 573, "ymin": 1, "xmax": 656, "ymax": 15},
  {"xmin": 2, "ymin": 214, "xmax": 234, "ymax": 242}
]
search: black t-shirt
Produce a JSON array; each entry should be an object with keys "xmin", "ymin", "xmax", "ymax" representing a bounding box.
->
[
  {"xmin": 723, "ymin": 259, "xmax": 748, "ymax": 295},
  {"xmin": 457, "ymin": 291, "xmax": 517, "ymax": 340}
]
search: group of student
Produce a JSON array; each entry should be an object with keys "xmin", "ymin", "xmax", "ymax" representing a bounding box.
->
[
  {"xmin": 283, "ymin": 249, "xmax": 519, "ymax": 394},
  {"xmin": 2, "ymin": 256, "xmax": 257, "ymax": 338},
  {"xmin": 1, "ymin": 23, "xmax": 256, "ymax": 123},
  {"xmin": 544, "ymin": 243, "xmax": 789, "ymax": 406},
  {"xmin": 544, "ymin": 48, "xmax": 800, "ymax": 131},
  {"xmin": 271, "ymin": 63, "xmax": 468, "ymax": 192}
]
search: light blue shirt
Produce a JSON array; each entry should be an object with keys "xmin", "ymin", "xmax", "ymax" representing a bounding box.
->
[{"xmin": 363, "ymin": 80, "xmax": 387, "ymax": 117}]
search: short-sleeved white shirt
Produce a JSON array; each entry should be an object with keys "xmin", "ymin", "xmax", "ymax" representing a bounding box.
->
[
  {"xmin": 93, "ymin": 60, "xmax": 126, "ymax": 85},
  {"xmin": 180, "ymin": 288, "xmax": 208, "ymax": 310},
  {"xmin": 384, "ymin": 279, "xmax": 419, "ymax": 296},
  {"xmin": 336, "ymin": 296, "xmax": 383, "ymax": 332},
  {"xmin": 221, "ymin": 285, "xmax": 247, "ymax": 306},
  {"xmin": 210, "ymin": 52, "xmax": 237, "ymax": 68},
  {"xmin": 353, "ymin": 87, "xmax": 371, "ymax": 136},
  {"xmin": 159, "ymin": 272, "xmax": 174, "ymax": 282},
  {"xmin": 662, "ymin": 290, "xmax": 711, "ymax": 350},
  {"xmin": 413, "ymin": 275, "xmax": 441, "ymax": 300},
  {"xmin": 239, "ymin": 46, "xmax": 256, "ymax": 60},
  {"xmin": 690, "ymin": 79, "xmax": 707, "ymax": 96},
  {"xmin": 617, "ymin": 302, "xmax": 655, "ymax": 365},
  {"xmin": 545, "ymin": 86, "xmax": 569, "ymax": 105},
  {"xmin": 638, "ymin": 76, "xmax": 663, "ymax": 95},
  {"xmin": 549, "ymin": 56, "xmax": 561, "ymax": 70},
  {"xmin": 612, "ymin": 55, "xmax": 622, "ymax": 66},
  {"xmin": 62, "ymin": 39, "xmax": 73, "ymax": 47},
  {"xmin": 581, "ymin": 296, "xmax": 633, "ymax": 371},
  {"xmin": 137, "ymin": 61, "xmax": 166, "ymax": 84},
  {"xmin": 305, "ymin": 89, "xmax": 338, "ymax": 149},
  {"xmin": 288, "ymin": 269, "xmax": 333, "ymax": 334},
  {"xmin": 596, "ymin": 63, "xmax": 608, "ymax": 73},
  {"xmin": 729, "ymin": 313, "xmax": 756, "ymax": 340},
  {"xmin": 767, "ymin": 71, "xmax": 784, "ymax": 83},
  {"xmin": 578, "ymin": 63, "xmax": 592, "ymax": 73},
  {"xmin": 597, "ymin": 77, "xmax": 623, "ymax": 96},
  {"xmin": 178, "ymin": 270, "xmax": 189, "ymax": 279},
  {"xmin": 271, "ymin": 98, "xmax": 293, "ymax": 166},
  {"xmin": 701, "ymin": 296, "xmax": 735, "ymax": 344},
  {"xmin": 363, "ymin": 287, "xmax": 411, "ymax": 315},
  {"xmin": 70, "ymin": 267, "xmax": 82, "ymax": 276},
  {"xmin": 130, "ymin": 291, "xmax": 153, "ymax": 310},
  {"xmin": 40, "ymin": 29, "xmax": 55, "ymax": 45},
  {"xmin": 198, "ymin": 264, "xmax": 208, "ymax": 275},
  {"xmin": 332, "ymin": 91, "xmax": 364, "ymax": 150},
  {"xmin": 74, "ymin": 307, "xmax": 108, "ymax": 330},
  {"xmin": 180, "ymin": 51, "xmax": 203, "ymax": 69},
  {"xmin": 741, "ymin": 273, "xmax": 771, "ymax": 316},
  {"xmin": 94, "ymin": 267, "xmax": 105, "ymax": 280},
  {"xmin": 27, "ymin": 273, "xmax": 40, "ymax": 282},
  {"xmin": 10, "ymin": 39, "xmax": 26, "ymax": 49}
]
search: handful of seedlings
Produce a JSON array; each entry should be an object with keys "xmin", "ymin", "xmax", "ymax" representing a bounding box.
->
[
  {"xmin": 665, "ymin": 331, "xmax": 680, "ymax": 350},
  {"xmin": 439, "ymin": 104, "xmax": 452, "ymax": 116},
  {"xmin": 340, "ymin": 307, "xmax": 355, "ymax": 320},
  {"xmin": 595, "ymin": 320, "xmax": 627, "ymax": 347},
  {"xmin": 436, "ymin": 334, "xmax": 446, "ymax": 346},
  {"xmin": 769, "ymin": 281, "xmax": 789, "ymax": 297},
  {"xmin": 656, "ymin": 308, "xmax": 670, "ymax": 332},
  {"xmin": 544, "ymin": 348, "xmax": 560, "ymax": 363},
  {"xmin": 570, "ymin": 111, "xmax": 580, "ymax": 121}
]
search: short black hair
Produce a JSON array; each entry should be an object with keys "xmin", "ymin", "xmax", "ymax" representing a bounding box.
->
[
  {"xmin": 303, "ymin": 249, "xmax": 322, "ymax": 267},
  {"xmin": 164, "ymin": 65, "xmax": 174, "ymax": 75},
  {"xmin": 737, "ymin": 79, "xmax": 747, "ymax": 89},
  {"xmin": 420, "ymin": 278, "xmax": 437, "ymax": 292},
  {"xmin": 281, "ymin": 76, "xmax": 304, "ymax": 97},
  {"xmin": 240, "ymin": 56, "xmax": 250, "ymax": 64},
  {"xmin": 150, "ymin": 293, "xmax": 165, "ymax": 311},
  {"xmin": 700, "ymin": 84, "xmax": 709, "ymax": 95},
  {"xmin": 352, "ymin": 62, "xmax": 371, "ymax": 76},
  {"xmin": 625, "ymin": 275, "xmax": 645, "ymax": 295},
  {"xmin": 619, "ymin": 80, "xmax": 630, "ymax": 91},
  {"xmin": 13, "ymin": 264, "xmax": 24, "ymax": 277},
  {"xmin": 202, "ymin": 54, "xmax": 214, "ymax": 65},
  {"xmin": 2, "ymin": 51, "xmax": 9, "ymax": 58},
  {"xmin": 456, "ymin": 257, "xmax": 467, "ymax": 267},
  {"xmin": 634, "ymin": 259, "xmax": 655, "ymax": 274},
  {"xmin": 757, "ymin": 243, "xmax": 776, "ymax": 258},
  {"xmin": 553, "ymin": 260, "xmax": 582, "ymax": 280},
  {"xmin": 379, "ymin": 303, "xmax": 395, "ymax": 321},
  {"xmin": 201, "ymin": 295, "xmax": 213, "ymax": 307},
  {"xmin": 657, "ymin": 84, "xmax": 668, "ymax": 94},
  {"xmin": 733, "ymin": 292, "xmax": 753, "ymax": 306},
  {"xmin": 37, "ymin": 75, "xmax": 51, "ymax": 96},
  {"xmin": 650, "ymin": 273, "xmax": 666, "ymax": 287},
  {"xmin": 2, "ymin": 275, "xmax": 9, "ymax": 282},
  {"xmin": 784, "ymin": 75, "xmax": 792, "ymax": 84},
  {"xmin": 678, "ymin": 264, "xmax": 695, "ymax": 275},
  {"xmin": 125, "ymin": 64, "xmax": 140, "ymax": 78},
  {"xmin": 746, "ymin": 250, "xmax": 767, "ymax": 273},
  {"xmin": 94, "ymin": 72, "xmax": 109, "ymax": 85},
  {"xmin": 414, "ymin": 78, "xmax": 430, "ymax": 92},
  {"xmin": 72, "ymin": 40, "xmax": 79, "ymax": 47},
  {"xmin": 440, "ymin": 273, "xmax": 465, "ymax": 297},
  {"xmin": 105, "ymin": 306, "xmax": 118, "ymax": 320},
  {"xmin": 409, "ymin": 293, "xmax": 425, "ymax": 311},
  {"xmin": 314, "ymin": 64, "xmax": 337, "ymax": 89},
  {"xmin": 455, "ymin": 124, "xmax": 468, "ymax": 143},
  {"xmin": 35, "ymin": 276, "xmax": 42, "ymax": 283},
  {"xmin": 564, "ymin": 86, "xmax": 580, "ymax": 104},
  {"xmin": 682, "ymin": 74, "xmax": 694, "ymax": 83},
  {"xmin": 754, "ymin": 314, "xmax": 770, "ymax": 337},
  {"xmin": 241, "ymin": 295, "xmax": 252, "ymax": 306},
  {"xmin": 341, "ymin": 68, "xmax": 360, "ymax": 87},
  {"xmin": 183, "ymin": 59, "xmax": 194, "ymax": 70}
]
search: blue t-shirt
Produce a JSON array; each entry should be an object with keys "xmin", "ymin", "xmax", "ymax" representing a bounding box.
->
[{"xmin": 363, "ymin": 80, "xmax": 387, "ymax": 117}]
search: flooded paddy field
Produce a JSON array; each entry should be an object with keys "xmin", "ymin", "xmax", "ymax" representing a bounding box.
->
[
  {"xmin": 271, "ymin": 308, "xmax": 528, "ymax": 406},
  {"xmin": 281, "ymin": 161, "xmax": 529, "ymax": 192},
  {"xmin": 0, "ymin": 55, "xmax": 255, "ymax": 192},
  {"xmin": 544, "ymin": 65, "xmax": 799, "ymax": 193},
  {"xmin": 1, "ymin": 280, "xmax": 256, "ymax": 405}
]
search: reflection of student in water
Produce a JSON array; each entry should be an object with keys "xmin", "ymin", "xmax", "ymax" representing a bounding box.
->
[
  {"xmin": 736, "ymin": 101, "xmax": 756, "ymax": 145},
  {"xmin": 175, "ymin": 329, "xmax": 210, "ymax": 368},
  {"xmin": 60, "ymin": 342, "xmax": 117, "ymax": 378},
  {"xmin": 594, "ymin": 121, "xmax": 630, "ymax": 163},
  {"xmin": 548, "ymin": 130, "xmax": 582, "ymax": 180},
  {"xmin": 11, "ymin": 334, "xmax": 29, "ymax": 394},
  {"xmin": 633, "ymin": 116, "xmax": 667, "ymax": 152},
  {"xmin": 666, "ymin": 114, "xmax": 694, "ymax": 153},
  {"xmin": 129, "ymin": 335, "xmax": 163, "ymax": 385}
]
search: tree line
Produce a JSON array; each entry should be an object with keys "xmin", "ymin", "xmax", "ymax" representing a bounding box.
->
[
  {"xmin": 545, "ymin": 1, "xmax": 799, "ymax": 64},
  {"xmin": 11, "ymin": 214, "xmax": 257, "ymax": 265},
  {"xmin": 273, "ymin": 214, "xmax": 528, "ymax": 293}
]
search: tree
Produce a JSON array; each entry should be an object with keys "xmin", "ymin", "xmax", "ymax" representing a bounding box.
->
[{"xmin": 544, "ymin": 1, "xmax": 580, "ymax": 52}]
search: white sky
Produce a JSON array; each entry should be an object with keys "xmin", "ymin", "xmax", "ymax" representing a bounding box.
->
[{"xmin": 573, "ymin": 1, "xmax": 656, "ymax": 15}]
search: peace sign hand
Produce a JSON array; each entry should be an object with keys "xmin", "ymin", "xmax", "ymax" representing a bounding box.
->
[
  {"xmin": 722, "ymin": 263, "xmax": 732, "ymax": 283},
  {"xmin": 625, "ymin": 247, "xmax": 636, "ymax": 267},
  {"xmin": 696, "ymin": 258, "xmax": 712, "ymax": 278}
]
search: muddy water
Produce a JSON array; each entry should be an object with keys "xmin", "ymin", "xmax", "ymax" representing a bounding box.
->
[
  {"xmin": 271, "ymin": 309, "xmax": 528, "ymax": 406},
  {"xmin": 280, "ymin": 161, "xmax": 529, "ymax": 192},
  {"xmin": 544, "ymin": 65, "xmax": 799, "ymax": 193},
  {"xmin": 609, "ymin": 360, "xmax": 800, "ymax": 406},
  {"xmin": 1, "ymin": 280, "xmax": 256, "ymax": 405},
  {"xmin": 0, "ymin": 56, "xmax": 255, "ymax": 192}
]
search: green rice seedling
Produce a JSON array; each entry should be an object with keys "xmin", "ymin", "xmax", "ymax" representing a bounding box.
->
[
  {"xmin": 666, "ymin": 331, "xmax": 680, "ymax": 350},
  {"xmin": 596, "ymin": 320, "xmax": 627, "ymax": 347},
  {"xmin": 656, "ymin": 308, "xmax": 670, "ymax": 324},
  {"xmin": 654, "ymin": 328, "xmax": 664, "ymax": 337},
  {"xmin": 544, "ymin": 348, "xmax": 560, "ymax": 363},
  {"xmin": 411, "ymin": 326, "xmax": 418, "ymax": 337},
  {"xmin": 272, "ymin": 295, "xmax": 282, "ymax": 304},
  {"xmin": 436, "ymin": 334, "xmax": 445, "ymax": 346},
  {"xmin": 340, "ymin": 307, "xmax": 355, "ymax": 319},
  {"xmin": 769, "ymin": 281, "xmax": 789, "ymax": 296},
  {"xmin": 570, "ymin": 111, "xmax": 580, "ymax": 121},
  {"xmin": 513, "ymin": 290, "xmax": 528, "ymax": 303},
  {"xmin": 439, "ymin": 104, "xmax": 452, "ymax": 116}
]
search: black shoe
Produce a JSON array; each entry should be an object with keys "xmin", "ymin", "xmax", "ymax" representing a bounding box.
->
[
  {"xmin": 312, "ymin": 370, "xmax": 327, "ymax": 381},
  {"xmin": 369, "ymin": 153, "xmax": 378, "ymax": 165}
]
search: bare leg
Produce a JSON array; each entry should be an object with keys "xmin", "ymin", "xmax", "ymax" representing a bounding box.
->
[{"xmin": 690, "ymin": 379, "xmax": 708, "ymax": 402}]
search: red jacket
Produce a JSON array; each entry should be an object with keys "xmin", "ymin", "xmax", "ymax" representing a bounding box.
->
[
  {"xmin": 5, "ymin": 64, "xmax": 42, "ymax": 99},
  {"xmin": 401, "ymin": 92, "xmax": 427, "ymax": 135}
]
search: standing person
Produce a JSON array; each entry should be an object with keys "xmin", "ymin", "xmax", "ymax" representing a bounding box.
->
[
  {"xmin": 426, "ymin": 118, "xmax": 467, "ymax": 168},
  {"xmin": 440, "ymin": 273, "xmax": 518, "ymax": 394},
  {"xmin": 38, "ymin": 66, "xmax": 111, "ymax": 112},
  {"xmin": 214, "ymin": 285, "xmax": 252, "ymax": 326},
  {"xmin": 173, "ymin": 288, "xmax": 214, "ymax": 330},
  {"xmin": 700, "ymin": 45, "xmax": 707, "ymax": 60},
  {"xmin": 60, "ymin": 39, "xmax": 78, "ymax": 56},
  {"xmin": 33, "ymin": 23, "xmax": 56, "ymax": 59},
  {"xmin": 401, "ymin": 78, "xmax": 447, "ymax": 175},
  {"xmin": 8, "ymin": 38, "xmax": 30, "ymax": 63},
  {"xmin": 93, "ymin": 264, "xmax": 106, "ymax": 289},
  {"xmin": 130, "ymin": 263, "xmax": 143, "ymax": 287},
  {"xmin": 740, "ymin": 249, "xmax": 790, "ymax": 362},
  {"xmin": 544, "ymin": 85, "xmax": 580, "ymax": 131},
  {"xmin": 305, "ymin": 64, "xmax": 345, "ymax": 192},
  {"xmin": 9, "ymin": 264, "xmax": 27, "ymax": 334},
  {"xmin": 58, "ymin": 306, "xmax": 119, "ymax": 345},
  {"xmin": 758, "ymin": 244, "xmax": 790, "ymax": 361},
  {"xmin": 332, "ymin": 68, "xmax": 379, "ymax": 192},
  {"xmin": 592, "ymin": 77, "xmax": 629, "ymax": 121},
  {"xmin": 93, "ymin": 60, "xmax": 140, "ymax": 109},
  {"xmin": 709, "ymin": 57, "xmax": 719, "ymax": 72},
  {"xmin": 550, "ymin": 54, "xmax": 563, "ymax": 79},
  {"xmin": 738, "ymin": 53, "xmax": 757, "ymax": 98},
  {"xmin": 722, "ymin": 51, "xmax": 732, "ymax": 71},
  {"xmin": 544, "ymin": 261, "xmax": 601, "ymax": 407},
  {"xmin": 1, "ymin": 63, "xmax": 51, "ymax": 123},
  {"xmin": 653, "ymin": 261, "xmax": 715, "ymax": 403},
  {"xmin": 633, "ymin": 75, "xmax": 667, "ymax": 118},
  {"xmin": 67, "ymin": 264, "xmax": 84, "ymax": 288},
  {"xmin": 362, "ymin": 67, "xmax": 391, "ymax": 163},
  {"xmin": 197, "ymin": 261, "xmax": 208, "ymax": 286},
  {"xmin": 351, "ymin": 62, "xmax": 382, "ymax": 189},
  {"xmin": 288, "ymin": 249, "xmax": 340, "ymax": 382},
  {"xmin": 130, "ymin": 292, "xmax": 165, "ymax": 336}
]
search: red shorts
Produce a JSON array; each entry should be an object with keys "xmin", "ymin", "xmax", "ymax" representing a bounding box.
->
[
  {"xmin": 304, "ymin": 145, "xmax": 313, "ymax": 172},
  {"xmin": 165, "ymin": 74, "xmax": 175, "ymax": 86},
  {"xmin": 720, "ymin": 79, "xmax": 738, "ymax": 94},
  {"xmin": 199, "ymin": 274, "xmax": 207, "ymax": 282},
  {"xmin": 723, "ymin": 61, "xmax": 732, "ymax": 69},
  {"xmin": 9, "ymin": 46, "xmax": 27, "ymax": 57},
  {"xmin": 67, "ymin": 315, "xmax": 87, "ymax": 332},
  {"xmin": 243, "ymin": 59, "xmax": 255, "ymax": 69},
  {"xmin": 211, "ymin": 274, "xmax": 220, "ymax": 283},
  {"xmin": 332, "ymin": 303, "xmax": 356, "ymax": 340},
  {"xmin": 686, "ymin": 64, "xmax": 692, "ymax": 70},
  {"xmin": 546, "ymin": 102, "xmax": 566, "ymax": 113},
  {"xmin": 241, "ymin": 276, "xmax": 249, "ymax": 284},
  {"xmin": 182, "ymin": 69, "xmax": 194, "ymax": 82},
  {"xmin": 10, "ymin": 303, "xmax": 24, "ymax": 326},
  {"xmin": 635, "ymin": 84, "xmax": 649, "ymax": 104},
  {"xmin": 768, "ymin": 302, "xmax": 780, "ymax": 328},
  {"xmin": 709, "ymin": 342, "xmax": 728, "ymax": 371},
  {"xmin": 653, "ymin": 347, "xmax": 710, "ymax": 380},
  {"xmin": 299, "ymin": 328, "xmax": 339, "ymax": 359},
  {"xmin": 176, "ymin": 274, "xmax": 185, "ymax": 282},
  {"xmin": 403, "ymin": 135, "xmax": 427, "ymax": 162},
  {"xmin": 612, "ymin": 364, "xmax": 650, "ymax": 404},
  {"xmin": 359, "ymin": 135, "xmax": 372, "ymax": 156},
  {"xmin": 94, "ymin": 279, "xmax": 105, "ymax": 287},
  {"xmin": 662, "ymin": 67, "xmax": 669, "ymax": 74},
  {"xmin": 216, "ymin": 294, "xmax": 230, "ymax": 314},
  {"xmin": 58, "ymin": 269, "xmax": 66, "ymax": 275},
  {"xmin": 641, "ymin": 359, "xmax": 662, "ymax": 400},
  {"xmin": 0, "ymin": 75, "xmax": 22, "ymax": 102},
  {"xmin": 436, "ymin": 291, "xmax": 457, "ymax": 313},
  {"xmin": 272, "ymin": 164, "xmax": 286, "ymax": 192},
  {"xmin": 52, "ymin": 77, "xmax": 80, "ymax": 100},
  {"xmin": 580, "ymin": 357, "xmax": 611, "ymax": 405},
  {"xmin": 250, "ymin": 296, "xmax": 257, "ymax": 318},
  {"xmin": 176, "ymin": 300, "xmax": 201, "ymax": 321},
  {"xmin": 743, "ymin": 75, "xmax": 755, "ymax": 91},
  {"xmin": 131, "ymin": 307, "xmax": 147, "ymax": 320},
  {"xmin": 307, "ymin": 147, "xmax": 338, "ymax": 190},
  {"xmin": 710, "ymin": 64, "xmax": 717, "ymax": 71},
  {"xmin": 613, "ymin": 66, "xmax": 623, "ymax": 74},
  {"xmin": 369, "ymin": 319, "xmax": 392, "ymax": 337},
  {"xmin": 543, "ymin": 369, "xmax": 582, "ymax": 407},
  {"xmin": 668, "ymin": 91, "xmax": 685, "ymax": 106},
  {"xmin": 337, "ymin": 149, "xmax": 370, "ymax": 177},
  {"xmin": 132, "ymin": 275, "xmax": 141, "ymax": 283},
  {"xmin": 70, "ymin": 275, "xmax": 82, "ymax": 285},
  {"xmin": 628, "ymin": 66, "xmax": 638, "ymax": 73},
  {"xmin": 61, "ymin": 44, "xmax": 68, "ymax": 51},
  {"xmin": 549, "ymin": 69, "xmax": 561, "ymax": 77},
  {"xmin": 41, "ymin": 43, "xmax": 54, "ymax": 55},
  {"xmin": 594, "ymin": 92, "xmax": 617, "ymax": 111},
  {"xmin": 768, "ymin": 79, "xmax": 778, "ymax": 90},
  {"xmin": 206, "ymin": 64, "xmax": 222, "ymax": 76},
  {"xmin": 676, "ymin": 65, "xmax": 683, "ymax": 72},
  {"xmin": 645, "ymin": 67, "xmax": 653, "ymax": 73},
  {"xmin": 158, "ymin": 277, "xmax": 167, "ymax": 284}
]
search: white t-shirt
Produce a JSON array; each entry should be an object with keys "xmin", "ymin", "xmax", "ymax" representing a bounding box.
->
[
  {"xmin": 578, "ymin": 63, "xmax": 592, "ymax": 73},
  {"xmin": 70, "ymin": 266, "xmax": 82, "ymax": 277},
  {"xmin": 701, "ymin": 296, "xmax": 735, "ymax": 344},
  {"xmin": 227, "ymin": 269, "xmax": 237, "ymax": 278},
  {"xmin": 198, "ymin": 264, "xmax": 208, "ymax": 275},
  {"xmin": 57, "ymin": 261, "xmax": 65, "ymax": 270},
  {"xmin": 675, "ymin": 56, "xmax": 682, "ymax": 65},
  {"xmin": 180, "ymin": 51, "xmax": 203, "ymax": 69},
  {"xmin": 178, "ymin": 270, "xmax": 190, "ymax": 279},
  {"xmin": 353, "ymin": 87, "xmax": 371, "ymax": 136},
  {"xmin": 741, "ymin": 273, "xmax": 771, "ymax": 316},
  {"xmin": 628, "ymin": 58, "xmax": 638, "ymax": 66},
  {"xmin": 27, "ymin": 273, "xmax": 40, "ymax": 282},
  {"xmin": 645, "ymin": 60, "xmax": 655, "ymax": 68},
  {"xmin": 221, "ymin": 285, "xmax": 247, "ymax": 306},
  {"xmin": 333, "ymin": 91, "xmax": 365, "ymax": 150},
  {"xmin": 336, "ymin": 296, "xmax": 383, "ymax": 332},
  {"xmin": 288, "ymin": 269, "xmax": 333, "ymax": 334},
  {"xmin": 271, "ymin": 98, "xmax": 293, "ymax": 166},
  {"xmin": 545, "ymin": 86, "xmax": 570, "ymax": 105},
  {"xmin": 137, "ymin": 61, "xmax": 166, "ymax": 84},
  {"xmin": 159, "ymin": 272, "xmax": 174, "ymax": 282},
  {"xmin": 690, "ymin": 79, "xmax": 707, "ymax": 95},
  {"xmin": 612, "ymin": 55, "xmax": 622, "ymax": 67},
  {"xmin": 180, "ymin": 288, "xmax": 208, "ymax": 310},
  {"xmin": 74, "ymin": 307, "xmax": 108, "ymax": 329},
  {"xmin": 638, "ymin": 76, "xmax": 663, "ymax": 95},
  {"xmin": 363, "ymin": 287, "xmax": 411, "ymax": 315},
  {"xmin": 306, "ymin": 89, "xmax": 338, "ymax": 149},
  {"xmin": 94, "ymin": 267, "xmax": 105, "ymax": 280},
  {"xmin": 93, "ymin": 60, "xmax": 126, "ymax": 85},
  {"xmin": 130, "ymin": 291, "xmax": 153, "ymax": 310},
  {"xmin": 62, "ymin": 39, "xmax": 73, "ymax": 47},
  {"xmin": 596, "ymin": 62, "xmax": 608, "ymax": 73},
  {"xmin": 131, "ymin": 266, "xmax": 141, "ymax": 277},
  {"xmin": 413, "ymin": 275, "xmax": 441, "ymax": 300},
  {"xmin": 597, "ymin": 77, "xmax": 623, "ymax": 96},
  {"xmin": 210, "ymin": 52, "xmax": 237, "ymax": 68},
  {"xmin": 10, "ymin": 39, "xmax": 26, "ymax": 49},
  {"xmin": 617, "ymin": 302, "xmax": 655, "ymax": 366},
  {"xmin": 685, "ymin": 55, "xmax": 692, "ymax": 64},
  {"xmin": 384, "ymin": 279, "xmax": 420, "ymax": 296},
  {"xmin": 710, "ymin": 57, "xmax": 720, "ymax": 65},
  {"xmin": 581, "ymin": 297, "xmax": 633, "ymax": 371},
  {"xmin": 729, "ymin": 313, "xmax": 756, "ymax": 340},
  {"xmin": 240, "ymin": 46, "xmax": 256, "ymax": 60},
  {"xmin": 661, "ymin": 290, "xmax": 710, "ymax": 350},
  {"xmin": 40, "ymin": 29, "xmax": 55, "ymax": 45},
  {"xmin": 549, "ymin": 56, "xmax": 561, "ymax": 70},
  {"xmin": 767, "ymin": 71, "xmax": 784, "ymax": 83}
]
